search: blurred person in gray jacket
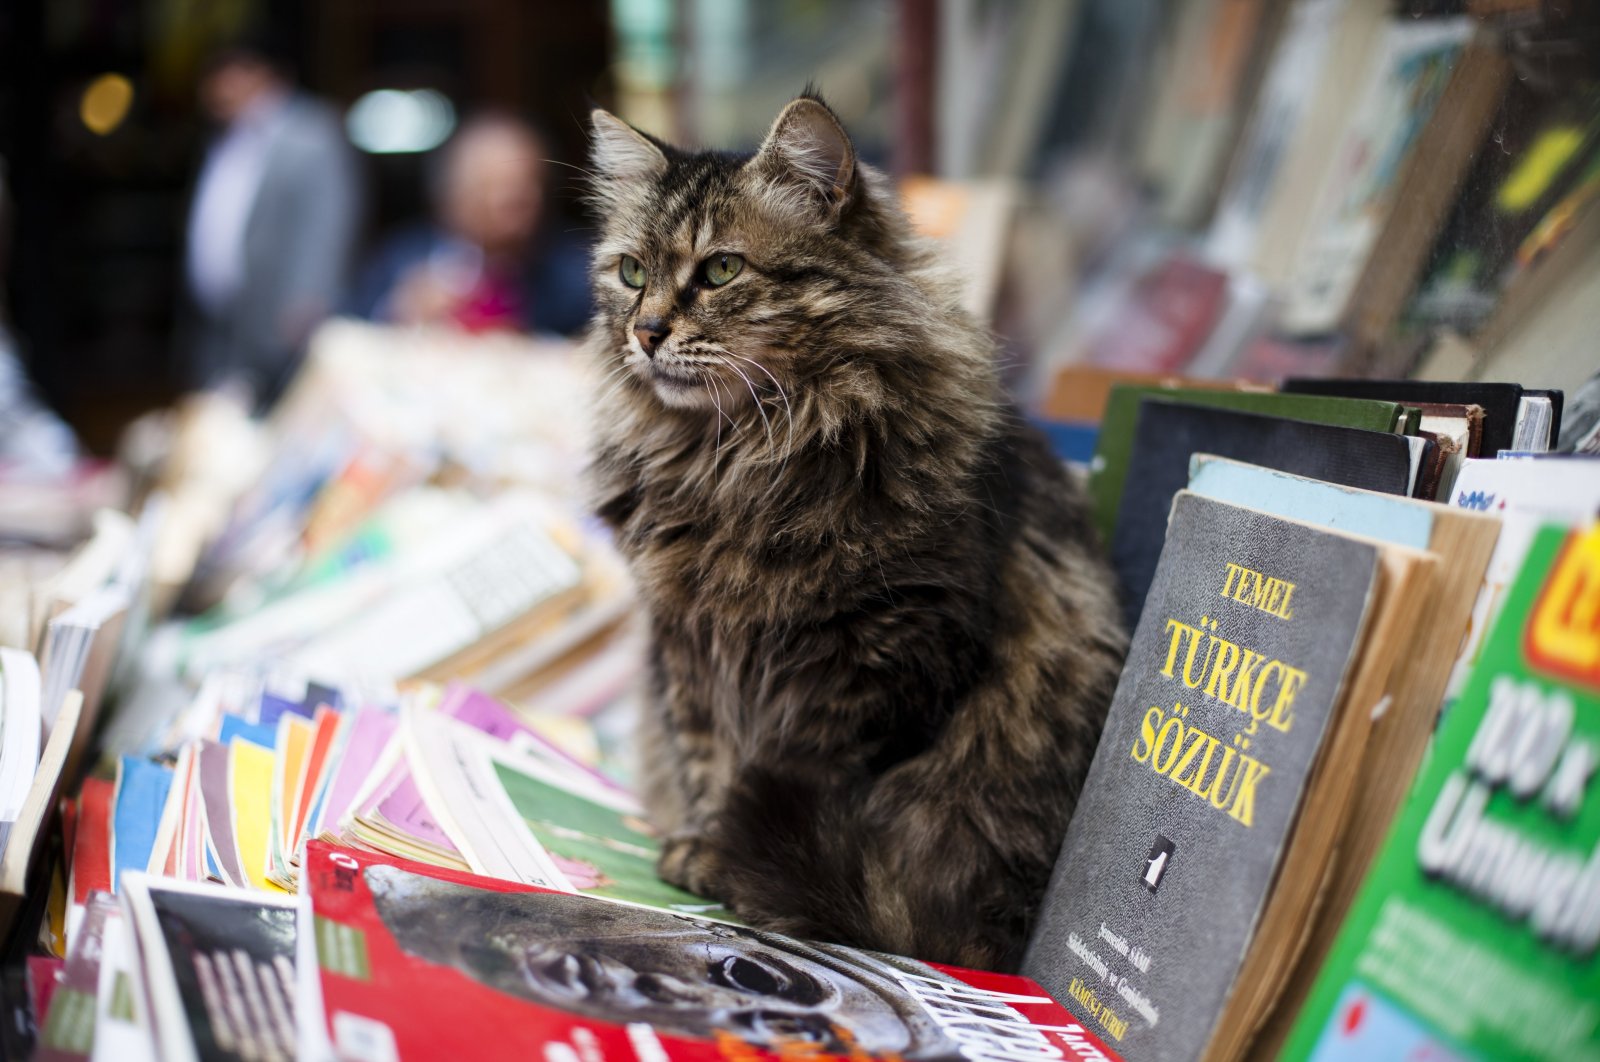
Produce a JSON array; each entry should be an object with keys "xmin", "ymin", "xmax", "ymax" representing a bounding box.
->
[{"xmin": 181, "ymin": 39, "xmax": 362, "ymax": 410}]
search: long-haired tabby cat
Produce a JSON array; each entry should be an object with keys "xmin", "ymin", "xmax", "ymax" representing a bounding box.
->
[{"xmin": 585, "ymin": 92, "xmax": 1126, "ymax": 972}]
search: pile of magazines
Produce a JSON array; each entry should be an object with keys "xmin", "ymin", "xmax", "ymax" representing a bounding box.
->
[{"xmin": 8, "ymin": 323, "xmax": 1113, "ymax": 1062}]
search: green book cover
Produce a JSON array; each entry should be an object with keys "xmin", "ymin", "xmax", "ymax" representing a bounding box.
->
[
  {"xmin": 1283, "ymin": 522, "xmax": 1600, "ymax": 1061},
  {"xmin": 1087, "ymin": 386, "xmax": 1418, "ymax": 544}
]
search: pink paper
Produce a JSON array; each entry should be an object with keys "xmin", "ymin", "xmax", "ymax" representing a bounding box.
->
[
  {"xmin": 439, "ymin": 684, "xmax": 531, "ymax": 740},
  {"xmin": 318, "ymin": 707, "xmax": 398, "ymax": 835},
  {"xmin": 358, "ymin": 690, "xmax": 537, "ymax": 854},
  {"xmin": 372, "ymin": 769, "xmax": 458, "ymax": 853},
  {"xmin": 440, "ymin": 683, "xmax": 628, "ymax": 794}
]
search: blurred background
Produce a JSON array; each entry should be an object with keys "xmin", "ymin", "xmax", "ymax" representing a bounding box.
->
[{"xmin": 0, "ymin": 0, "xmax": 1597, "ymax": 455}]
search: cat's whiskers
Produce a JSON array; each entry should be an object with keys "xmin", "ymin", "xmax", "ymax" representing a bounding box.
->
[
  {"xmin": 704, "ymin": 367, "xmax": 734, "ymax": 471},
  {"xmin": 707, "ymin": 355, "xmax": 775, "ymax": 455},
  {"xmin": 542, "ymin": 157, "xmax": 603, "ymax": 183},
  {"xmin": 590, "ymin": 361, "xmax": 632, "ymax": 405},
  {"xmin": 712, "ymin": 375, "xmax": 741, "ymax": 438},
  {"xmin": 721, "ymin": 351, "xmax": 796, "ymax": 479},
  {"xmin": 701, "ymin": 346, "xmax": 786, "ymax": 468}
]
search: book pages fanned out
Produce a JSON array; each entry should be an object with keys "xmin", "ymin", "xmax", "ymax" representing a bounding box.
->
[{"xmin": 408, "ymin": 705, "xmax": 738, "ymax": 923}]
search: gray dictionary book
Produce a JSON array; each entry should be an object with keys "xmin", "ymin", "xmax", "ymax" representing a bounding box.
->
[{"xmin": 1022, "ymin": 491, "xmax": 1381, "ymax": 1062}]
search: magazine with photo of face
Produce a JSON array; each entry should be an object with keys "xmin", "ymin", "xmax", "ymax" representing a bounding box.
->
[{"xmin": 302, "ymin": 840, "xmax": 1123, "ymax": 1062}]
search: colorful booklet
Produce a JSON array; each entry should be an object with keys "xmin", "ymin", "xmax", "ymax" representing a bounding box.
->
[
  {"xmin": 108, "ymin": 756, "xmax": 172, "ymax": 893},
  {"xmin": 1443, "ymin": 456, "xmax": 1600, "ymax": 704},
  {"xmin": 1283, "ymin": 522, "xmax": 1600, "ymax": 1061},
  {"xmin": 302, "ymin": 841, "xmax": 1124, "ymax": 1062}
]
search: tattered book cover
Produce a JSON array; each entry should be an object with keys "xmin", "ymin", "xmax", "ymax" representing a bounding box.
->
[{"xmin": 1024, "ymin": 492, "xmax": 1380, "ymax": 1061}]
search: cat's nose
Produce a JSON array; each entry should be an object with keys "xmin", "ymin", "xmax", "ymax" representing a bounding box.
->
[{"xmin": 633, "ymin": 320, "xmax": 670, "ymax": 357}]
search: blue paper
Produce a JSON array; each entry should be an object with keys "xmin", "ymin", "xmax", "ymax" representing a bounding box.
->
[
  {"xmin": 1031, "ymin": 417, "xmax": 1100, "ymax": 465},
  {"xmin": 303, "ymin": 682, "xmax": 343, "ymax": 711},
  {"xmin": 1188, "ymin": 455, "xmax": 1435, "ymax": 551},
  {"xmin": 111, "ymin": 756, "xmax": 174, "ymax": 891},
  {"xmin": 218, "ymin": 713, "xmax": 276, "ymax": 750},
  {"xmin": 1307, "ymin": 984, "xmax": 1462, "ymax": 1062},
  {"xmin": 258, "ymin": 693, "xmax": 314, "ymax": 727}
]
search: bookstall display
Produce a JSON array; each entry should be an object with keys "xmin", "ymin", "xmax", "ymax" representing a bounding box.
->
[
  {"xmin": 1, "ymin": 2, "xmax": 1596, "ymax": 1061},
  {"xmin": 4, "ymin": 323, "xmax": 1592, "ymax": 1060}
]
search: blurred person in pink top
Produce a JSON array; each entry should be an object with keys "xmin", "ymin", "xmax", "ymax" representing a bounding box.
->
[{"xmin": 347, "ymin": 112, "xmax": 592, "ymax": 336}]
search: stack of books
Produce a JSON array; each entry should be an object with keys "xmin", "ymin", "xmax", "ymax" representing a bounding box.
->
[
  {"xmin": 1017, "ymin": 1, "xmax": 1597, "ymax": 400},
  {"xmin": 1017, "ymin": 374, "xmax": 1599, "ymax": 1060}
]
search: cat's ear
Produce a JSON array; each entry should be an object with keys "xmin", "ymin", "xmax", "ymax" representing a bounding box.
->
[
  {"xmin": 589, "ymin": 108, "xmax": 668, "ymax": 183},
  {"xmin": 750, "ymin": 96, "xmax": 857, "ymax": 221}
]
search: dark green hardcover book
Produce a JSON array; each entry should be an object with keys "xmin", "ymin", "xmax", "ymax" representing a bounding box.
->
[
  {"xmin": 1023, "ymin": 491, "xmax": 1389, "ymax": 1061},
  {"xmin": 1087, "ymin": 386, "xmax": 1417, "ymax": 544}
]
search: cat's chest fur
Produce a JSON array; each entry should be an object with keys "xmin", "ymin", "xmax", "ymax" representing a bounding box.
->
[
  {"xmin": 593, "ymin": 419, "xmax": 970, "ymax": 745},
  {"xmin": 595, "ymin": 423, "xmax": 896, "ymax": 624}
]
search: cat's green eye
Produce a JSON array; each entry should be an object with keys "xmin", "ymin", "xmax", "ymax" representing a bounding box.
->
[
  {"xmin": 703, "ymin": 253, "xmax": 744, "ymax": 287},
  {"xmin": 619, "ymin": 255, "xmax": 647, "ymax": 289}
]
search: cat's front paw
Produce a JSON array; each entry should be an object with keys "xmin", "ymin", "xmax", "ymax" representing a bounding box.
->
[{"xmin": 657, "ymin": 831, "xmax": 727, "ymax": 900}]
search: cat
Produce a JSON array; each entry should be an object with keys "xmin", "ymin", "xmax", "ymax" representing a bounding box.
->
[{"xmin": 584, "ymin": 92, "xmax": 1127, "ymax": 972}]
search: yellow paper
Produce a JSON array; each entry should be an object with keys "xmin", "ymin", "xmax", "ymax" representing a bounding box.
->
[
  {"xmin": 41, "ymin": 859, "xmax": 67, "ymax": 957},
  {"xmin": 1498, "ymin": 126, "xmax": 1584, "ymax": 213},
  {"xmin": 275, "ymin": 716, "xmax": 314, "ymax": 856},
  {"xmin": 229, "ymin": 739, "xmax": 287, "ymax": 893},
  {"xmin": 527, "ymin": 714, "xmax": 602, "ymax": 766}
]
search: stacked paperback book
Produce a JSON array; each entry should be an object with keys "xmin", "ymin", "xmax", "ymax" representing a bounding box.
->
[
  {"xmin": 1017, "ymin": 374, "xmax": 1599, "ymax": 1060},
  {"xmin": 1, "ymin": 320, "xmax": 1597, "ymax": 1061},
  {"xmin": 1034, "ymin": 0, "xmax": 1599, "ymax": 397}
]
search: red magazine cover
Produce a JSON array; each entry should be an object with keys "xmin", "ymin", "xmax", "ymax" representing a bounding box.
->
[{"xmin": 302, "ymin": 841, "xmax": 1122, "ymax": 1062}]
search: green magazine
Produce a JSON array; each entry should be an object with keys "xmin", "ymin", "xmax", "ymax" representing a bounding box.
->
[{"xmin": 1284, "ymin": 522, "xmax": 1600, "ymax": 1061}]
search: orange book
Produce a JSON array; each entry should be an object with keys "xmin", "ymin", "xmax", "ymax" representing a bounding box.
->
[{"xmin": 291, "ymin": 706, "xmax": 343, "ymax": 851}]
